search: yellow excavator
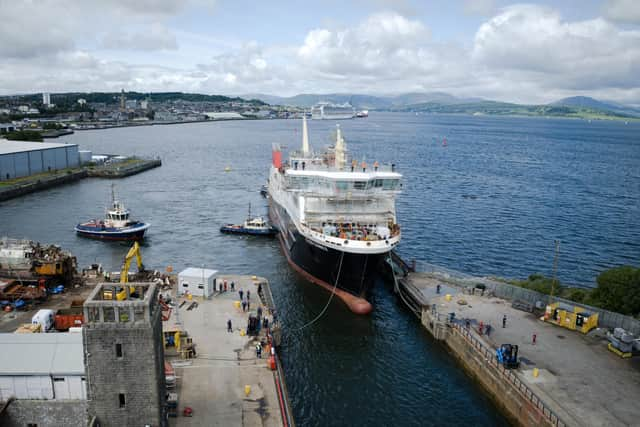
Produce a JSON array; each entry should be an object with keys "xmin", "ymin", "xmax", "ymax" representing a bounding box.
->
[{"xmin": 102, "ymin": 242, "xmax": 145, "ymax": 300}]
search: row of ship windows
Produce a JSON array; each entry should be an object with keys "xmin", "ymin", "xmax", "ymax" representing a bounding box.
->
[{"xmin": 287, "ymin": 177, "xmax": 400, "ymax": 191}]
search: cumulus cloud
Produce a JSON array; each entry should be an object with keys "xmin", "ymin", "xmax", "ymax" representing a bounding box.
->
[
  {"xmin": 102, "ymin": 23, "xmax": 178, "ymax": 51},
  {"xmin": 604, "ymin": 0, "xmax": 640, "ymax": 24},
  {"xmin": 472, "ymin": 5, "xmax": 640, "ymax": 94}
]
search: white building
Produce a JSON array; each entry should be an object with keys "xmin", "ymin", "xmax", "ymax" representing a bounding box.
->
[
  {"xmin": 178, "ymin": 267, "xmax": 218, "ymax": 297},
  {"xmin": 0, "ymin": 333, "xmax": 86, "ymax": 400},
  {"xmin": 0, "ymin": 141, "xmax": 80, "ymax": 181},
  {"xmin": 42, "ymin": 92, "xmax": 51, "ymax": 106}
]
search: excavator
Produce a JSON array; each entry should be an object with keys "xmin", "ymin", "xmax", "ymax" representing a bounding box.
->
[{"xmin": 102, "ymin": 242, "xmax": 145, "ymax": 301}]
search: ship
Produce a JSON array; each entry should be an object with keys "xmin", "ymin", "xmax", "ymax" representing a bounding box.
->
[
  {"xmin": 356, "ymin": 110, "xmax": 369, "ymax": 118},
  {"xmin": 220, "ymin": 204, "xmax": 278, "ymax": 236},
  {"xmin": 267, "ymin": 117, "xmax": 402, "ymax": 314},
  {"xmin": 310, "ymin": 102, "xmax": 356, "ymax": 120},
  {"xmin": 75, "ymin": 185, "xmax": 150, "ymax": 241}
]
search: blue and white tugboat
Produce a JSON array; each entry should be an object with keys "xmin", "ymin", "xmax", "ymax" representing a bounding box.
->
[
  {"xmin": 75, "ymin": 186, "xmax": 150, "ymax": 241},
  {"xmin": 220, "ymin": 204, "xmax": 277, "ymax": 236}
]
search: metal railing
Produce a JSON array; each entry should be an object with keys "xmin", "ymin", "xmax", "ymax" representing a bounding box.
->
[{"xmin": 450, "ymin": 322, "xmax": 566, "ymax": 427}]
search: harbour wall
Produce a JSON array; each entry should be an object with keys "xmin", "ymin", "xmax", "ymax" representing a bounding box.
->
[
  {"xmin": 421, "ymin": 310, "xmax": 564, "ymax": 427},
  {"xmin": 0, "ymin": 169, "xmax": 87, "ymax": 202},
  {"xmin": 415, "ymin": 261, "xmax": 640, "ymax": 335}
]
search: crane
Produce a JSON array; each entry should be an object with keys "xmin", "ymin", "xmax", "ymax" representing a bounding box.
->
[
  {"xmin": 103, "ymin": 242, "xmax": 145, "ymax": 301},
  {"xmin": 120, "ymin": 241, "xmax": 144, "ymax": 284}
]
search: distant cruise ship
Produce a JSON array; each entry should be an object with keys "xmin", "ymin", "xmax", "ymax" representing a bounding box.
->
[
  {"xmin": 268, "ymin": 117, "xmax": 402, "ymax": 314},
  {"xmin": 310, "ymin": 102, "xmax": 356, "ymax": 120}
]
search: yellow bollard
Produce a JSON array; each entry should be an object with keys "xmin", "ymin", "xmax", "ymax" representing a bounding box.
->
[
  {"xmin": 187, "ymin": 294, "xmax": 193, "ymax": 301},
  {"xmin": 240, "ymin": 329, "xmax": 246, "ymax": 336},
  {"xmin": 234, "ymin": 301, "xmax": 241, "ymax": 309},
  {"xmin": 445, "ymin": 294, "xmax": 452, "ymax": 302},
  {"xmin": 533, "ymin": 368, "xmax": 539, "ymax": 378},
  {"xmin": 244, "ymin": 385, "xmax": 251, "ymax": 396},
  {"xmin": 252, "ymin": 275, "xmax": 257, "ymax": 281}
]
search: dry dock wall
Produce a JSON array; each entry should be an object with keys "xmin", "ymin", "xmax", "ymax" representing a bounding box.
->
[{"xmin": 422, "ymin": 311, "xmax": 565, "ymax": 427}]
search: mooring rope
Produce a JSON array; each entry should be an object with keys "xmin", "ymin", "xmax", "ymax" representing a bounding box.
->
[{"xmin": 294, "ymin": 251, "xmax": 345, "ymax": 331}]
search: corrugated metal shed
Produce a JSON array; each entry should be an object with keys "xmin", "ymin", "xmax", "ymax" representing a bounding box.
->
[
  {"xmin": 0, "ymin": 333, "xmax": 84, "ymax": 375},
  {"xmin": 0, "ymin": 141, "xmax": 78, "ymax": 155}
]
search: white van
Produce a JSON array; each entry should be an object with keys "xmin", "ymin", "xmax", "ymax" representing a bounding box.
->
[{"xmin": 31, "ymin": 309, "xmax": 55, "ymax": 332}]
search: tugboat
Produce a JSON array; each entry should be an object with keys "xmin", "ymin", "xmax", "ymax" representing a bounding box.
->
[
  {"xmin": 75, "ymin": 185, "xmax": 150, "ymax": 241},
  {"xmin": 220, "ymin": 204, "xmax": 277, "ymax": 236}
]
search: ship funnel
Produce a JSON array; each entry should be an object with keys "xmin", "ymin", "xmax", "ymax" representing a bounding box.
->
[
  {"xmin": 302, "ymin": 116, "xmax": 310, "ymax": 155},
  {"xmin": 335, "ymin": 124, "xmax": 346, "ymax": 170}
]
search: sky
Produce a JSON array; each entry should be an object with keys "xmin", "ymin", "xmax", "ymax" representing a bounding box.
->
[{"xmin": 1, "ymin": 0, "xmax": 639, "ymax": 105}]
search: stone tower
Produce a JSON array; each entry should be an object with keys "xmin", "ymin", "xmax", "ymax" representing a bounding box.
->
[{"xmin": 83, "ymin": 282, "xmax": 166, "ymax": 427}]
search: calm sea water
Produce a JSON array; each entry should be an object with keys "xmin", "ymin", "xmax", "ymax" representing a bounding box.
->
[{"xmin": 1, "ymin": 113, "xmax": 638, "ymax": 426}]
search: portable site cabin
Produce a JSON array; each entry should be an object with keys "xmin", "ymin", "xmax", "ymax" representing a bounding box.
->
[
  {"xmin": 177, "ymin": 267, "xmax": 217, "ymax": 298},
  {"xmin": 544, "ymin": 302, "xmax": 598, "ymax": 334}
]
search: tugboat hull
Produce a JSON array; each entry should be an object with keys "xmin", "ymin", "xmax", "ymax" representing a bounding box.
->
[{"xmin": 75, "ymin": 223, "xmax": 149, "ymax": 241}]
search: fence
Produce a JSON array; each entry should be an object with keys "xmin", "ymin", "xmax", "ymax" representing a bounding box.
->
[
  {"xmin": 450, "ymin": 322, "xmax": 566, "ymax": 427},
  {"xmin": 411, "ymin": 259, "xmax": 640, "ymax": 335}
]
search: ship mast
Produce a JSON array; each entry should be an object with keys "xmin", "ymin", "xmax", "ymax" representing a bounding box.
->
[
  {"xmin": 335, "ymin": 124, "xmax": 346, "ymax": 170},
  {"xmin": 302, "ymin": 116, "xmax": 311, "ymax": 156}
]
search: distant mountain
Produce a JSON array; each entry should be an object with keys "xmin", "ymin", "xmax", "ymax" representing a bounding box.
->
[
  {"xmin": 241, "ymin": 92, "xmax": 485, "ymax": 109},
  {"xmin": 551, "ymin": 96, "xmax": 640, "ymax": 117}
]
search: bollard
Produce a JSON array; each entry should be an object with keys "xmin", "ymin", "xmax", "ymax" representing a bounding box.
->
[
  {"xmin": 533, "ymin": 368, "xmax": 539, "ymax": 378},
  {"xmin": 244, "ymin": 385, "xmax": 251, "ymax": 396}
]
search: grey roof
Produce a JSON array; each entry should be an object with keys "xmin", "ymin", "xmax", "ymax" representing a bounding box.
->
[
  {"xmin": 0, "ymin": 333, "xmax": 84, "ymax": 376},
  {"xmin": 0, "ymin": 140, "xmax": 78, "ymax": 155},
  {"xmin": 179, "ymin": 267, "xmax": 218, "ymax": 278}
]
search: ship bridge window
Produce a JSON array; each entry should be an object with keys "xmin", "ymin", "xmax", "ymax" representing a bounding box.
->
[
  {"xmin": 383, "ymin": 179, "xmax": 399, "ymax": 190},
  {"xmin": 335, "ymin": 181, "xmax": 351, "ymax": 191},
  {"xmin": 374, "ymin": 179, "xmax": 383, "ymax": 188},
  {"xmin": 353, "ymin": 181, "xmax": 367, "ymax": 190}
]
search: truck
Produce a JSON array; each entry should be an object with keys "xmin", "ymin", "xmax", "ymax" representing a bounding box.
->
[
  {"xmin": 54, "ymin": 300, "xmax": 85, "ymax": 331},
  {"xmin": 31, "ymin": 309, "xmax": 55, "ymax": 332}
]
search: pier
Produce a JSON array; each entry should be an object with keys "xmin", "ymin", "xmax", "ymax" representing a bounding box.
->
[
  {"xmin": 167, "ymin": 274, "xmax": 293, "ymax": 426},
  {"xmin": 389, "ymin": 258, "xmax": 640, "ymax": 427}
]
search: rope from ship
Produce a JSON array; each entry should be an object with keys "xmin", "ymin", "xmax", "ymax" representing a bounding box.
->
[
  {"xmin": 388, "ymin": 254, "xmax": 418, "ymax": 315},
  {"xmin": 294, "ymin": 251, "xmax": 345, "ymax": 331}
]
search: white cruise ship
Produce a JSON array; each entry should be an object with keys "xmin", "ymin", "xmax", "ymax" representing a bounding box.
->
[
  {"xmin": 267, "ymin": 117, "xmax": 401, "ymax": 314},
  {"xmin": 310, "ymin": 102, "xmax": 356, "ymax": 120}
]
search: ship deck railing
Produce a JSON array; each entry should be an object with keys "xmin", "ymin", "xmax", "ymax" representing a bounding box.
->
[{"xmin": 303, "ymin": 222, "xmax": 400, "ymax": 242}]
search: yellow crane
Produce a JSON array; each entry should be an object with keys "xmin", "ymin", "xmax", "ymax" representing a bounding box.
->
[{"xmin": 103, "ymin": 242, "xmax": 145, "ymax": 300}]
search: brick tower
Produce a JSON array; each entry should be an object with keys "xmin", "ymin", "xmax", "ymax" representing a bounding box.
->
[{"xmin": 83, "ymin": 282, "xmax": 166, "ymax": 426}]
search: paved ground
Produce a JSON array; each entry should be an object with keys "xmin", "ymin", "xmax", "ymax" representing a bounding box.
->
[
  {"xmin": 168, "ymin": 275, "xmax": 284, "ymax": 427},
  {"xmin": 410, "ymin": 273, "xmax": 640, "ymax": 427}
]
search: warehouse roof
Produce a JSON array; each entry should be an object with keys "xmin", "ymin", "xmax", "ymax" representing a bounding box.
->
[
  {"xmin": 179, "ymin": 267, "xmax": 218, "ymax": 278},
  {"xmin": 0, "ymin": 333, "xmax": 84, "ymax": 376},
  {"xmin": 0, "ymin": 140, "xmax": 78, "ymax": 155}
]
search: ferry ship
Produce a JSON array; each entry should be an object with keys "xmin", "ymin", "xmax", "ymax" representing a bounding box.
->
[
  {"xmin": 310, "ymin": 102, "xmax": 356, "ymax": 120},
  {"xmin": 268, "ymin": 118, "xmax": 401, "ymax": 314}
]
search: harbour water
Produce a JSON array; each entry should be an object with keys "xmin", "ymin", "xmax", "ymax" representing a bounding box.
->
[{"xmin": 1, "ymin": 113, "xmax": 638, "ymax": 426}]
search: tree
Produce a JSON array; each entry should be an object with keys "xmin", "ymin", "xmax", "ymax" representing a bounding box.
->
[{"xmin": 588, "ymin": 266, "xmax": 640, "ymax": 316}]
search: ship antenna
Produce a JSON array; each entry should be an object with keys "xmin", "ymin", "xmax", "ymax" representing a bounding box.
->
[
  {"xmin": 335, "ymin": 124, "xmax": 346, "ymax": 170},
  {"xmin": 302, "ymin": 115, "xmax": 311, "ymax": 156}
]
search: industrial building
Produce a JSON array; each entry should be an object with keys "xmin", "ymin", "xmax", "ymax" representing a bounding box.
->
[
  {"xmin": 0, "ymin": 140, "xmax": 80, "ymax": 181},
  {"xmin": 0, "ymin": 333, "xmax": 85, "ymax": 401},
  {"xmin": 178, "ymin": 267, "xmax": 218, "ymax": 298}
]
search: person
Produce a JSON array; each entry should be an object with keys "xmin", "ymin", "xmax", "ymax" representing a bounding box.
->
[
  {"xmin": 227, "ymin": 319, "xmax": 232, "ymax": 333},
  {"xmin": 263, "ymin": 317, "xmax": 269, "ymax": 330},
  {"xmin": 272, "ymin": 309, "xmax": 277, "ymax": 324},
  {"xmin": 465, "ymin": 319, "xmax": 470, "ymax": 329},
  {"xmin": 242, "ymin": 299, "xmax": 247, "ymax": 312},
  {"xmin": 230, "ymin": 281, "xmax": 235, "ymax": 291},
  {"xmin": 485, "ymin": 324, "xmax": 492, "ymax": 337},
  {"xmin": 271, "ymin": 345, "xmax": 275, "ymax": 357},
  {"xmin": 257, "ymin": 306, "xmax": 263, "ymax": 319},
  {"xmin": 247, "ymin": 300, "xmax": 251, "ymax": 311},
  {"xmin": 239, "ymin": 289, "xmax": 244, "ymax": 301},
  {"xmin": 502, "ymin": 315, "xmax": 507, "ymax": 328},
  {"xmin": 247, "ymin": 290, "xmax": 251, "ymax": 301},
  {"xmin": 436, "ymin": 284, "xmax": 441, "ymax": 294},
  {"xmin": 258, "ymin": 282, "xmax": 263, "ymax": 295},
  {"xmin": 224, "ymin": 280, "xmax": 228, "ymax": 292},
  {"xmin": 256, "ymin": 342, "xmax": 262, "ymax": 358},
  {"xmin": 532, "ymin": 333, "xmax": 537, "ymax": 345}
]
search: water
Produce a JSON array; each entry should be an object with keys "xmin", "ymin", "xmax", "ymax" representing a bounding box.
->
[{"xmin": 2, "ymin": 113, "xmax": 639, "ymax": 426}]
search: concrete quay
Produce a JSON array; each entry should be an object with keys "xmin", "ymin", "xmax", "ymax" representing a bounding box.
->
[
  {"xmin": 167, "ymin": 274, "xmax": 292, "ymax": 427},
  {"xmin": 400, "ymin": 272, "xmax": 640, "ymax": 427}
]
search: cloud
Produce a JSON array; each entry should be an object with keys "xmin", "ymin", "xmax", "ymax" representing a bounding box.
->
[
  {"xmin": 102, "ymin": 23, "xmax": 178, "ymax": 51},
  {"xmin": 604, "ymin": 0, "xmax": 640, "ymax": 24},
  {"xmin": 472, "ymin": 5, "xmax": 640, "ymax": 95}
]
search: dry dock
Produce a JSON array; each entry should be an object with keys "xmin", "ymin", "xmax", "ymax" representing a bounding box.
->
[
  {"xmin": 167, "ymin": 274, "xmax": 293, "ymax": 427},
  {"xmin": 395, "ymin": 270, "xmax": 640, "ymax": 427}
]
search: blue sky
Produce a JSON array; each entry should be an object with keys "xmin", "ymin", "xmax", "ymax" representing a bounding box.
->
[{"xmin": 1, "ymin": 0, "xmax": 639, "ymax": 105}]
